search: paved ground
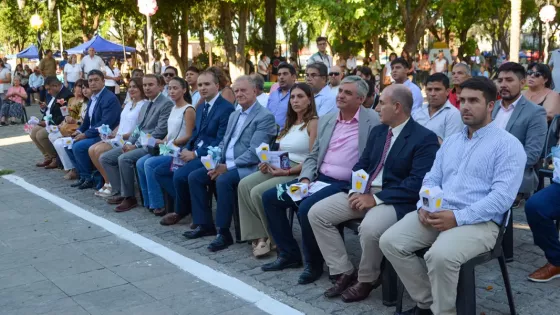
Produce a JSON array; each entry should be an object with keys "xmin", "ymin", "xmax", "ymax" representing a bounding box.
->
[{"xmin": 1, "ymin": 105, "xmax": 559, "ymax": 315}]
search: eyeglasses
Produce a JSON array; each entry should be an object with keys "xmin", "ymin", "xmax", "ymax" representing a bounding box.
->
[
  {"xmin": 305, "ymin": 73, "xmax": 322, "ymax": 78},
  {"xmin": 163, "ymin": 73, "xmax": 175, "ymax": 77},
  {"xmin": 328, "ymin": 72, "xmax": 340, "ymax": 76},
  {"xmin": 527, "ymin": 70, "xmax": 543, "ymax": 78}
]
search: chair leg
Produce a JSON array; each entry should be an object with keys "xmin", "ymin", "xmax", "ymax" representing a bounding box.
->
[
  {"xmin": 395, "ymin": 277, "xmax": 405, "ymax": 313},
  {"xmin": 381, "ymin": 258, "xmax": 398, "ymax": 307},
  {"xmin": 503, "ymin": 213, "xmax": 514, "ymax": 262},
  {"xmin": 498, "ymin": 254, "xmax": 517, "ymax": 315},
  {"xmin": 456, "ymin": 263, "xmax": 476, "ymax": 315}
]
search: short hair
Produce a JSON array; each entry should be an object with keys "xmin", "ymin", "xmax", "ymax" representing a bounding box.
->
[
  {"xmin": 186, "ymin": 66, "xmax": 200, "ymax": 74},
  {"xmin": 155, "ymin": 74, "xmax": 166, "ymax": 86},
  {"xmin": 88, "ymin": 69, "xmax": 104, "ymax": 80},
  {"xmin": 459, "ymin": 77, "xmax": 497, "ymax": 104},
  {"xmin": 497, "ymin": 62, "xmax": 526, "ymax": 80},
  {"xmin": 251, "ymin": 74, "xmax": 265, "ymax": 91},
  {"xmin": 391, "ymin": 57, "xmax": 409, "ymax": 69},
  {"xmin": 426, "ymin": 73, "xmax": 450, "ymax": 89},
  {"xmin": 164, "ymin": 66, "xmax": 178, "ymax": 75},
  {"xmin": 234, "ymin": 75, "xmax": 257, "ymax": 89},
  {"xmin": 199, "ymin": 70, "xmax": 220, "ymax": 84},
  {"xmin": 356, "ymin": 65, "xmax": 372, "ymax": 79},
  {"xmin": 163, "ymin": 57, "xmax": 169, "ymax": 61},
  {"xmin": 389, "ymin": 85, "xmax": 414, "ymax": 113},
  {"xmin": 316, "ymin": 36, "xmax": 327, "ymax": 43},
  {"xmin": 340, "ymin": 75, "xmax": 369, "ymax": 98},
  {"xmin": 306, "ymin": 62, "xmax": 328, "ymax": 77},
  {"xmin": 143, "ymin": 74, "xmax": 162, "ymax": 85},
  {"xmin": 527, "ymin": 62, "xmax": 553, "ymax": 88},
  {"xmin": 45, "ymin": 49, "xmax": 52, "ymax": 55},
  {"xmin": 365, "ymin": 79, "xmax": 375, "ymax": 98},
  {"xmin": 44, "ymin": 75, "xmax": 61, "ymax": 86},
  {"xmin": 278, "ymin": 62, "xmax": 296, "ymax": 75},
  {"xmin": 131, "ymin": 68, "xmax": 144, "ymax": 77},
  {"xmin": 453, "ymin": 63, "xmax": 471, "ymax": 74}
]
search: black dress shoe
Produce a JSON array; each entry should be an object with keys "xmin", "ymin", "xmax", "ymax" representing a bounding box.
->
[
  {"xmin": 298, "ymin": 264, "xmax": 323, "ymax": 284},
  {"xmin": 78, "ymin": 180, "xmax": 94, "ymax": 190},
  {"xmin": 207, "ymin": 234, "xmax": 233, "ymax": 252},
  {"xmin": 183, "ymin": 226, "xmax": 217, "ymax": 239},
  {"xmin": 70, "ymin": 178, "xmax": 85, "ymax": 187},
  {"xmin": 398, "ymin": 306, "xmax": 433, "ymax": 315},
  {"xmin": 261, "ymin": 256, "xmax": 303, "ymax": 271}
]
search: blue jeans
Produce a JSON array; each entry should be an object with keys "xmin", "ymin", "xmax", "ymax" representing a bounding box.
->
[
  {"xmin": 471, "ymin": 70, "xmax": 481, "ymax": 77},
  {"xmin": 66, "ymin": 137, "xmax": 100, "ymax": 179},
  {"xmin": 136, "ymin": 155, "xmax": 172, "ymax": 209},
  {"xmin": 67, "ymin": 82, "xmax": 75, "ymax": 92},
  {"xmin": 525, "ymin": 183, "xmax": 560, "ymax": 266},
  {"xmin": 262, "ymin": 174, "xmax": 348, "ymax": 266},
  {"xmin": 26, "ymin": 86, "xmax": 46, "ymax": 105}
]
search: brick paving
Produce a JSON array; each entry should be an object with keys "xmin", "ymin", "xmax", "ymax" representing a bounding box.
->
[{"xmin": 0, "ymin": 105, "xmax": 559, "ymax": 314}]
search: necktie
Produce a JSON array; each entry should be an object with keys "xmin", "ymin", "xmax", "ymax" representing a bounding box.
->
[
  {"xmin": 366, "ymin": 129, "xmax": 393, "ymax": 191},
  {"xmin": 138, "ymin": 101, "xmax": 154, "ymax": 129},
  {"xmin": 201, "ymin": 103, "xmax": 210, "ymax": 125}
]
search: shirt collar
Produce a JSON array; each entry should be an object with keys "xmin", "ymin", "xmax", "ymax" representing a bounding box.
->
[
  {"xmin": 500, "ymin": 95, "xmax": 521, "ymax": 111},
  {"xmin": 206, "ymin": 93, "xmax": 220, "ymax": 106},
  {"xmin": 91, "ymin": 87, "xmax": 106, "ymax": 100},
  {"xmin": 461, "ymin": 121, "xmax": 495, "ymax": 139},
  {"xmin": 241, "ymin": 101, "xmax": 258, "ymax": 115},
  {"xmin": 337, "ymin": 107, "xmax": 360, "ymax": 123},
  {"xmin": 150, "ymin": 92, "xmax": 162, "ymax": 102},
  {"xmin": 316, "ymin": 85, "xmax": 331, "ymax": 97},
  {"xmin": 390, "ymin": 118, "xmax": 409, "ymax": 139}
]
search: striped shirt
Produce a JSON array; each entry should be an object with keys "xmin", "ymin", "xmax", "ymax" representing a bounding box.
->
[{"xmin": 419, "ymin": 122, "xmax": 526, "ymax": 225}]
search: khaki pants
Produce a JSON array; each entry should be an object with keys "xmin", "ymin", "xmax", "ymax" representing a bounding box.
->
[
  {"xmin": 238, "ymin": 171, "xmax": 297, "ymax": 241},
  {"xmin": 309, "ymin": 192, "xmax": 397, "ymax": 282},
  {"xmin": 380, "ymin": 211, "xmax": 499, "ymax": 315},
  {"xmin": 30, "ymin": 125, "xmax": 56, "ymax": 159}
]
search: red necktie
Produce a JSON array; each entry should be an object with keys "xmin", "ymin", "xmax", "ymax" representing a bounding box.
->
[{"xmin": 366, "ymin": 129, "xmax": 393, "ymax": 191}]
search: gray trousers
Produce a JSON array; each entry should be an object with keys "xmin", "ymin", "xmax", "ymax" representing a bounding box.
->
[{"xmin": 100, "ymin": 147, "xmax": 148, "ymax": 197}]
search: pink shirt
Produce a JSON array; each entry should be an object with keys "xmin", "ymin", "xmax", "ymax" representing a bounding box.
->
[
  {"xmin": 319, "ymin": 108, "xmax": 361, "ymax": 181},
  {"xmin": 7, "ymin": 86, "xmax": 25, "ymax": 104},
  {"xmin": 494, "ymin": 97, "xmax": 520, "ymax": 130}
]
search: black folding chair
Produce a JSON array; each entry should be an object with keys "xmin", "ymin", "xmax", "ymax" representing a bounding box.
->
[{"xmin": 395, "ymin": 210, "xmax": 516, "ymax": 315}]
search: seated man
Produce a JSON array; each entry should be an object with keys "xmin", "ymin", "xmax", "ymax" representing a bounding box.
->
[
  {"xmin": 391, "ymin": 57, "xmax": 423, "ymax": 112},
  {"xmin": 412, "ymin": 73, "xmax": 463, "ymax": 143},
  {"xmin": 266, "ymin": 62, "xmax": 297, "ymax": 128},
  {"xmin": 26, "ymin": 67, "xmax": 45, "ymax": 105},
  {"xmin": 101, "ymin": 74, "xmax": 174, "ymax": 211},
  {"xmin": 448, "ymin": 63, "xmax": 471, "ymax": 109},
  {"xmin": 306, "ymin": 62, "xmax": 337, "ymax": 116},
  {"xmin": 185, "ymin": 75, "xmax": 276, "ymax": 251},
  {"xmin": 30, "ymin": 76, "xmax": 73, "ymax": 169},
  {"xmin": 493, "ymin": 62, "xmax": 547, "ymax": 207},
  {"xmin": 260, "ymin": 76, "xmax": 381, "ymax": 285},
  {"xmin": 380, "ymin": 77, "xmax": 527, "ymax": 315},
  {"xmin": 67, "ymin": 70, "xmax": 121, "ymax": 189},
  {"xmin": 308, "ymin": 85, "xmax": 439, "ymax": 302},
  {"xmin": 157, "ymin": 70, "xmax": 235, "ymax": 226}
]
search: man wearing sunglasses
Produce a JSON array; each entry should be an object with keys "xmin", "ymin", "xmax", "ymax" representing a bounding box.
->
[
  {"xmin": 328, "ymin": 65, "xmax": 344, "ymax": 95},
  {"xmin": 161, "ymin": 66, "xmax": 178, "ymax": 97}
]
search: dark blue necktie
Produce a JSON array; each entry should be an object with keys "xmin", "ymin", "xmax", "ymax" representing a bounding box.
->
[{"xmin": 201, "ymin": 103, "xmax": 210, "ymax": 125}]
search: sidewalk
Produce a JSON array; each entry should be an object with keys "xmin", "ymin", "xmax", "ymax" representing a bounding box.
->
[{"xmin": 0, "ymin": 179, "xmax": 267, "ymax": 315}]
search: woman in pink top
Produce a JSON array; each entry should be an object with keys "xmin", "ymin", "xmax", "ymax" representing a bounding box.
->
[{"xmin": 0, "ymin": 76, "xmax": 27, "ymax": 125}]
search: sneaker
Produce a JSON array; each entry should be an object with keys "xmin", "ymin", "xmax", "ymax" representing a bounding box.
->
[
  {"xmin": 528, "ymin": 263, "xmax": 560, "ymax": 282},
  {"xmin": 94, "ymin": 184, "xmax": 112, "ymax": 197}
]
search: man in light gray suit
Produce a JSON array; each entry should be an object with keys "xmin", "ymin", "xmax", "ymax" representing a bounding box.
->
[
  {"xmin": 494, "ymin": 62, "xmax": 547, "ymax": 207},
  {"xmin": 185, "ymin": 75, "xmax": 276, "ymax": 252},
  {"xmin": 101, "ymin": 74, "xmax": 174, "ymax": 212},
  {"xmin": 260, "ymin": 76, "xmax": 381, "ymax": 285}
]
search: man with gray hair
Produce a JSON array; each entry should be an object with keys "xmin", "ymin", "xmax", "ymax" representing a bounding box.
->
[
  {"xmin": 448, "ymin": 63, "xmax": 471, "ymax": 109},
  {"xmin": 308, "ymin": 84, "xmax": 439, "ymax": 302},
  {"xmin": 251, "ymin": 74, "xmax": 269, "ymax": 107},
  {"xmin": 306, "ymin": 62, "xmax": 337, "ymax": 116},
  {"xmin": 260, "ymin": 75, "xmax": 381, "ymax": 285},
  {"xmin": 186, "ymin": 75, "xmax": 276, "ymax": 252}
]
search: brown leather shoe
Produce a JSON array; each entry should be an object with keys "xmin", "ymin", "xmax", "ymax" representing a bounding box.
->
[
  {"xmin": 107, "ymin": 196, "xmax": 125, "ymax": 205},
  {"xmin": 341, "ymin": 278, "xmax": 381, "ymax": 303},
  {"xmin": 36, "ymin": 158, "xmax": 52, "ymax": 167},
  {"xmin": 528, "ymin": 263, "xmax": 560, "ymax": 282},
  {"xmin": 64, "ymin": 169, "xmax": 78, "ymax": 180},
  {"xmin": 160, "ymin": 213, "xmax": 184, "ymax": 225},
  {"xmin": 44, "ymin": 159, "xmax": 58, "ymax": 169},
  {"xmin": 324, "ymin": 270, "xmax": 357, "ymax": 298},
  {"xmin": 153, "ymin": 208, "xmax": 167, "ymax": 216},
  {"xmin": 115, "ymin": 197, "xmax": 138, "ymax": 212}
]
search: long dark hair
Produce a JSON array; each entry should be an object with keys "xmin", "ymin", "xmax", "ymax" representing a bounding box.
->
[
  {"xmin": 129, "ymin": 77, "xmax": 146, "ymax": 99},
  {"xmin": 170, "ymin": 76, "xmax": 192, "ymax": 104},
  {"xmin": 278, "ymin": 83, "xmax": 317, "ymax": 139}
]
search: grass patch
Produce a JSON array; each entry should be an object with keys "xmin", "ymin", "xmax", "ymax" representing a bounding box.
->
[{"xmin": 0, "ymin": 169, "xmax": 14, "ymax": 176}]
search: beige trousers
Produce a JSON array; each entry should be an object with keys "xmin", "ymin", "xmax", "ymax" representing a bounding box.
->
[
  {"xmin": 30, "ymin": 125, "xmax": 56, "ymax": 159},
  {"xmin": 237, "ymin": 171, "xmax": 297, "ymax": 241},
  {"xmin": 380, "ymin": 211, "xmax": 499, "ymax": 315},
  {"xmin": 309, "ymin": 192, "xmax": 397, "ymax": 282}
]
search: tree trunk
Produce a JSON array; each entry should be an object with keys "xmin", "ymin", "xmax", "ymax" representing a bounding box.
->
[
  {"xmin": 364, "ymin": 40, "xmax": 373, "ymax": 62},
  {"xmin": 199, "ymin": 20, "xmax": 206, "ymax": 53},
  {"xmin": 289, "ymin": 22, "xmax": 299, "ymax": 60},
  {"xmin": 263, "ymin": 0, "xmax": 277, "ymax": 57},
  {"xmin": 163, "ymin": 33, "xmax": 181, "ymax": 73},
  {"xmin": 235, "ymin": 3, "xmax": 248, "ymax": 76},
  {"xmin": 220, "ymin": 1, "xmax": 236, "ymax": 64},
  {"xmin": 372, "ymin": 34, "xmax": 380, "ymax": 60},
  {"xmin": 79, "ymin": 2, "xmax": 98, "ymax": 42},
  {"xmin": 398, "ymin": 0, "xmax": 447, "ymax": 55},
  {"xmin": 510, "ymin": 0, "xmax": 521, "ymax": 62},
  {"xmin": 180, "ymin": 6, "xmax": 189, "ymax": 73},
  {"xmin": 457, "ymin": 29, "xmax": 469, "ymax": 59}
]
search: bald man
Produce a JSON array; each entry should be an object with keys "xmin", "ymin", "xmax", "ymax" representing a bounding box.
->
[
  {"xmin": 308, "ymin": 84, "xmax": 440, "ymax": 303},
  {"xmin": 448, "ymin": 63, "xmax": 471, "ymax": 109},
  {"xmin": 329, "ymin": 65, "xmax": 344, "ymax": 94}
]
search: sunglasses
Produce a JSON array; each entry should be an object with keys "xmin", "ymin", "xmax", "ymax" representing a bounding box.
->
[
  {"xmin": 328, "ymin": 72, "xmax": 340, "ymax": 76},
  {"xmin": 527, "ymin": 70, "xmax": 543, "ymax": 78},
  {"xmin": 163, "ymin": 73, "xmax": 175, "ymax": 77},
  {"xmin": 305, "ymin": 73, "xmax": 322, "ymax": 78}
]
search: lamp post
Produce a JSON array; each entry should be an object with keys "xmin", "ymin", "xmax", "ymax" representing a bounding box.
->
[
  {"xmin": 138, "ymin": 0, "xmax": 158, "ymax": 73},
  {"xmin": 30, "ymin": 13, "xmax": 44, "ymax": 60}
]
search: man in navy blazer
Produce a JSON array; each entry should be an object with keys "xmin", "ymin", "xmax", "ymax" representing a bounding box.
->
[
  {"xmin": 308, "ymin": 84, "xmax": 439, "ymax": 302},
  {"xmin": 155, "ymin": 70, "xmax": 235, "ymax": 225},
  {"xmin": 67, "ymin": 70, "xmax": 120, "ymax": 189}
]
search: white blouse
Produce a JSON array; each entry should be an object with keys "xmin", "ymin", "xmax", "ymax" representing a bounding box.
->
[
  {"xmin": 167, "ymin": 103, "xmax": 194, "ymax": 141},
  {"xmin": 117, "ymin": 99, "xmax": 147, "ymax": 135},
  {"xmin": 278, "ymin": 122, "xmax": 310, "ymax": 164}
]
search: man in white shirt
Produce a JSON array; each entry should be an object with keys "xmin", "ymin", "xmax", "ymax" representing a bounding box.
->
[
  {"xmin": 328, "ymin": 65, "xmax": 344, "ymax": 94},
  {"xmin": 308, "ymin": 36, "xmax": 333, "ymax": 72},
  {"xmin": 306, "ymin": 62, "xmax": 337, "ymax": 116},
  {"xmin": 161, "ymin": 58, "xmax": 170, "ymax": 73},
  {"xmin": 346, "ymin": 54, "xmax": 357, "ymax": 73},
  {"xmin": 251, "ymin": 73, "xmax": 269, "ymax": 106},
  {"xmin": 104, "ymin": 57, "xmax": 121, "ymax": 94},
  {"xmin": 257, "ymin": 54, "xmax": 269, "ymax": 81},
  {"xmin": 26, "ymin": 67, "xmax": 45, "ymax": 105},
  {"xmin": 80, "ymin": 48, "xmax": 105, "ymax": 78},
  {"xmin": 391, "ymin": 57, "xmax": 424, "ymax": 112},
  {"xmin": 412, "ymin": 73, "xmax": 463, "ymax": 143}
]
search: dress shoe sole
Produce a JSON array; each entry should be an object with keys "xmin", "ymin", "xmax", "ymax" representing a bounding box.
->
[
  {"xmin": 183, "ymin": 230, "xmax": 217, "ymax": 239},
  {"xmin": 115, "ymin": 203, "xmax": 138, "ymax": 213},
  {"xmin": 207, "ymin": 242, "xmax": 233, "ymax": 252},
  {"xmin": 528, "ymin": 273, "xmax": 560, "ymax": 282},
  {"xmin": 107, "ymin": 199, "xmax": 125, "ymax": 205},
  {"xmin": 261, "ymin": 261, "xmax": 303, "ymax": 272},
  {"xmin": 160, "ymin": 216, "xmax": 184, "ymax": 226}
]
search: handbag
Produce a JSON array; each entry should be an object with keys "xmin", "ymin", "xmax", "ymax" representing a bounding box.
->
[{"xmin": 59, "ymin": 122, "xmax": 79, "ymax": 137}]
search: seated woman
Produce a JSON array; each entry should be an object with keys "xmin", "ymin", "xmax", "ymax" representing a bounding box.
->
[
  {"xmin": 522, "ymin": 63, "xmax": 560, "ymax": 122},
  {"xmin": 51, "ymin": 79, "xmax": 89, "ymax": 180},
  {"xmin": 0, "ymin": 76, "xmax": 27, "ymax": 125},
  {"xmin": 88, "ymin": 77, "xmax": 147, "ymax": 197},
  {"xmin": 238, "ymin": 83, "xmax": 318, "ymax": 257},
  {"xmin": 136, "ymin": 77, "xmax": 195, "ymax": 215}
]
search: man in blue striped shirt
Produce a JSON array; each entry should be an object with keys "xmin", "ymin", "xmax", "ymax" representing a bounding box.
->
[{"xmin": 380, "ymin": 77, "xmax": 527, "ymax": 315}]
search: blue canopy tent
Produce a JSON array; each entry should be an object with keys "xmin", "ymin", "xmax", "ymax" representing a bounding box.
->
[
  {"xmin": 66, "ymin": 35, "xmax": 136, "ymax": 55},
  {"xmin": 16, "ymin": 44, "xmax": 40, "ymax": 59}
]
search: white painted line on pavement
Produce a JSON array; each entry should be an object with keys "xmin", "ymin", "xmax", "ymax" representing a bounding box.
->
[
  {"xmin": 0, "ymin": 135, "xmax": 32, "ymax": 147},
  {"xmin": 3, "ymin": 174, "xmax": 304, "ymax": 315}
]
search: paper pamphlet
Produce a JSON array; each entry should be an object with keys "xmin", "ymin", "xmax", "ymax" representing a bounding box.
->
[
  {"xmin": 256, "ymin": 142, "xmax": 290, "ymax": 169},
  {"xmin": 419, "ymin": 186, "xmax": 444, "ymax": 213},
  {"xmin": 352, "ymin": 169, "xmax": 369, "ymax": 193},
  {"xmin": 201, "ymin": 155, "xmax": 217, "ymax": 170}
]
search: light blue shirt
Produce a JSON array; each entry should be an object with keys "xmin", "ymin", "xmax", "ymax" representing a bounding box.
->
[
  {"xmin": 403, "ymin": 79, "xmax": 424, "ymax": 112},
  {"xmin": 315, "ymin": 85, "xmax": 337, "ymax": 117},
  {"xmin": 266, "ymin": 88, "xmax": 290, "ymax": 128},
  {"xmin": 412, "ymin": 100, "xmax": 463, "ymax": 141},
  {"xmin": 88, "ymin": 87, "xmax": 105, "ymax": 119},
  {"xmin": 191, "ymin": 90, "xmax": 200, "ymax": 107},
  {"xmin": 420, "ymin": 122, "xmax": 526, "ymax": 226},
  {"xmin": 225, "ymin": 102, "xmax": 257, "ymax": 169},
  {"xmin": 29, "ymin": 73, "xmax": 44, "ymax": 88}
]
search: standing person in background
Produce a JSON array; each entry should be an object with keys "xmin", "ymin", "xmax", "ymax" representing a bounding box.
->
[
  {"xmin": 0, "ymin": 59, "xmax": 11, "ymax": 109},
  {"xmin": 308, "ymin": 37, "xmax": 333, "ymax": 72},
  {"xmin": 39, "ymin": 50, "xmax": 57, "ymax": 77},
  {"xmin": 434, "ymin": 51, "xmax": 448, "ymax": 75},
  {"xmin": 470, "ymin": 48, "xmax": 485, "ymax": 77},
  {"xmin": 64, "ymin": 54, "xmax": 81, "ymax": 91},
  {"xmin": 251, "ymin": 74, "xmax": 269, "ymax": 106},
  {"xmin": 185, "ymin": 66, "xmax": 200, "ymax": 106},
  {"xmin": 104, "ymin": 57, "xmax": 121, "ymax": 94},
  {"xmin": 2, "ymin": 58, "xmax": 11, "ymax": 72},
  {"xmin": 14, "ymin": 64, "xmax": 28, "ymax": 92},
  {"xmin": 289, "ymin": 56, "xmax": 300, "ymax": 77},
  {"xmin": 270, "ymin": 49, "xmax": 286, "ymax": 82},
  {"xmin": 59, "ymin": 51, "xmax": 69, "ymax": 70},
  {"xmin": 382, "ymin": 53, "xmax": 398, "ymax": 89},
  {"xmin": 547, "ymin": 48, "xmax": 560, "ymax": 92},
  {"xmin": 80, "ymin": 48, "xmax": 105, "ymax": 79},
  {"xmin": 161, "ymin": 58, "xmax": 170, "ymax": 73},
  {"xmin": 245, "ymin": 54, "xmax": 255, "ymax": 74},
  {"xmin": 258, "ymin": 54, "xmax": 269, "ymax": 81},
  {"xmin": 418, "ymin": 53, "xmax": 432, "ymax": 89},
  {"xmin": 401, "ymin": 50, "xmax": 415, "ymax": 80},
  {"xmin": 346, "ymin": 54, "xmax": 357, "ymax": 74}
]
